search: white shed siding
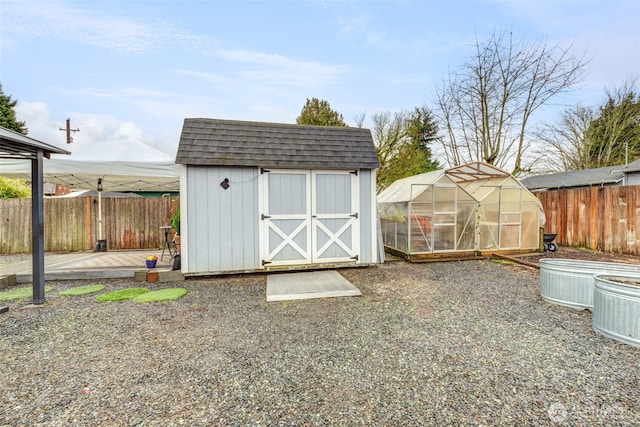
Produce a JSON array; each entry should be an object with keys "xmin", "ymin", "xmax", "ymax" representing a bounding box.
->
[
  {"xmin": 181, "ymin": 165, "xmax": 377, "ymax": 275},
  {"xmin": 625, "ymin": 171, "xmax": 640, "ymax": 186},
  {"xmin": 183, "ymin": 166, "xmax": 260, "ymax": 274},
  {"xmin": 358, "ymin": 169, "xmax": 376, "ymax": 264}
]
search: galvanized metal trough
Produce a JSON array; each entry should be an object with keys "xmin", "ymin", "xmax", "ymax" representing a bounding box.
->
[
  {"xmin": 593, "ymin": 274, "xmax": 640, "ymax": 348},
  {"xmin": 539, "ymin": 259, "xmax": 640, "ymax": 310}
]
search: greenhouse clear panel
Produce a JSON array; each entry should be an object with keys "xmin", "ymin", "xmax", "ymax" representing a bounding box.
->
[
  {"xmin": 456, "ymin": 201, "xmax": 476, "ymax": 250},
  {"xmin": 479, "ymin": 187, "xmax": 500, "ymax": 250},
  {"xmin": 409, "ymin": 202, "xmax": 433, "ymax": 253},
  {"xmin": 500, "ymin": 187, "xmax": 522, "ymax": 249},
  {"xmin": 521, "ymin": 201, "xmax": 542, "ymax": 249}
]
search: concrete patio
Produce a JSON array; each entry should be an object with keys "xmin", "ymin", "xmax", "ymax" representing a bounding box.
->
[{"xmin": 0, "ymin": 250, "xmax": 175, "ymax": 283}]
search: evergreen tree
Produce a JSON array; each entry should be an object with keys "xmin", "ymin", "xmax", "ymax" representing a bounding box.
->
[
  {"xmin": 586, "ymin": 83, "xmax": 640, "ymax": 167},
  {"xmin": 373, "ymin": 106, "xmax": 441, "ymax": 190},
  {"xmin": 296, "ymin": 98, "xmax": 346, "ymax": 127},
  {"xmin": 0, "ymin": 83, "xmax": 31, "ymax": 198},
  {"xmin": 406, "ymin": 106, "xmax": 440, "ymax": 171},
  {"xmin": 0, "ymin": 83, "xmax": 28, "ymax": 134}
]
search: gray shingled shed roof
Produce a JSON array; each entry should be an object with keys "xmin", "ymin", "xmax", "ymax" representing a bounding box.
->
[
  {"xmin": 520, "ymin": 159, "xmax": 640, "ymax": 191},
  {"xmin": 176, "ymin": 118, "xmax": 380, "ymax": 169}
]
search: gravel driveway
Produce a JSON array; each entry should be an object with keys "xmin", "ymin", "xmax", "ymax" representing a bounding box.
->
[{"xmin": 1, "ymin": 259, "xmax": 638, "ymax": 426}]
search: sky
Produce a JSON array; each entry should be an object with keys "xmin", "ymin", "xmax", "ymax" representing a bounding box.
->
[{"xmin": 1, "ymin": 0, "xmax": 639, "ymax": 163}]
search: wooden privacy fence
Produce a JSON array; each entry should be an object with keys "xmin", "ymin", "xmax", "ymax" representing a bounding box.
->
[
  {"xmin": 536, "ymin": 185, "xmax": 640, "ymax": 255},
  {"xmin": 5, "ymin": 187, "xmax": 640, "ymax": 255},
  {"xmin": 0, "ymin": 196, "xmax": 178, "ymax": 254}
]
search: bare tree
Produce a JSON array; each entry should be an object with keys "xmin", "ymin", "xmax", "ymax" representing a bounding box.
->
[
  {"xmin": 533, "ymin": 104, "xmax": 595, "ymax": 173},
  {"xmin": 435, "ymin": 31, "xmax": 588, "ymax": 175},
  {"xmin": 353, "ymin": 111, "xmax": 366, "ymax": 128},
  {"xmin": 373, "ymin": 111, "xmax": 407, "ymax": 186}
]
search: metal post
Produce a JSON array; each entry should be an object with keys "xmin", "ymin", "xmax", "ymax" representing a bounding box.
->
[
  {"xmin": 98, "ymin": 181, "xmax": 103, "ymax": 240},
  {"xmin": 31, "ymin": 150, "xmax": 45, "ymax": 304},
  {"xmin": 94, "ymin": 178, "xmax": 107, "ymax": 251}
]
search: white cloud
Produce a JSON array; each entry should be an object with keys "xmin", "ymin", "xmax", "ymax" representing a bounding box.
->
[
  {"xmin": 3, "ymin": 0, "xmax": 351, "ymax": 132},
  {"xmin": 12, "ymin": 101, "xmax": 63, "ymax": 146},
  {"xmin": 494, "ymin": 1, "xmax": 640, "ymax": 93},
  {"xmin": 337, "ymin": 13, "xmax": 372, "ymax": 36},
  {"xmin": 170, "ymin": 69, "xmax": 237, "ymax": 87},
  {"xmin": 1, "ymin": 0, "xmax": 210, "ymax": 54},
  {"xmin": 335, "ymin": 7, "xmax": 387, "ymax": 47},
  {"xmin": 212, "ymin": 49, "xmax": 350, "ymax": 86},
  {"xmin": 14, "ymin": 101, "xmax": 175, "ymax": 161},
  {"xmin": 56, "ymin": 85, "xmax": 207, "ymax": 120},
  {"xmin": 170, "ymin": 65, "xmax": 333, "ymax": 102}
]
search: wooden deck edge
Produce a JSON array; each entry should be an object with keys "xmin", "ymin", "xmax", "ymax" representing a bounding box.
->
[
  {"xmin": 490, "ymin": 253, "xmax": 541, "ymax": 269},
  {"xmin": 183, "ymin": 262, "xmax": 375, "ymax": 278},
  {"xmin": 384, "ymin": 246, "xmax": 542, "ymax": 265},
  {"xmin": 409, "ymin": 254, "xmax": 487, "ymax": 263}
]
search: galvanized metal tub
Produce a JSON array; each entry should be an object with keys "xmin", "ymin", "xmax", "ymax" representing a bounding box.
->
[
  {"xmin": 593, "ymin": 274, "xmax": 640, "ymax": 348},
  {"xmin": 539, "ymin": 259, "xmax": 640, "ymax": 310}
]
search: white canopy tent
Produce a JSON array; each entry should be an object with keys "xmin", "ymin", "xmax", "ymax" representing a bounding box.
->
[
  {"xmin": 0, "ymin": 158, "xmax": 179, "ymax": 193},
  {"xmin": 1, "ymin": 157, "xmax": 179, "ymax": 252},
  {"xmin": 53, "ymin": 189, "xmax": 142, "ymax": 198}
]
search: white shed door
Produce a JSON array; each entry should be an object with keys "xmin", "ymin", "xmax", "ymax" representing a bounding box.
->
[
  {"xmin": 312, "ymin": 171, "xmax": 359, "ymax": 263},
  {"xmin": 260, "ymin": 169, "xmax": 359, "ymax": 266}
]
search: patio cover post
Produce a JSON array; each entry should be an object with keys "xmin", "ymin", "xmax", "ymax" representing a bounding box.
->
[
  {"xmin": 94, "ymin": 178, "xmax": 107, "ymax": 251},
  {"xmin": 0, "ymin": 125, "xmax": 70, "ymax": 305},
  {"xmin": 98, "ymin": 178, "xmax": 103, "ymax": 240},
  {"xmin": 31, "ymin": 149, "xmax": 46, "ymax": 304}
]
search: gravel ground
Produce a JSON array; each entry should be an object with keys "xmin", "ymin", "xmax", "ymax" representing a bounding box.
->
[{"xmin": 1, "ymin": 259, "xmax": 639, "ymax": 426}]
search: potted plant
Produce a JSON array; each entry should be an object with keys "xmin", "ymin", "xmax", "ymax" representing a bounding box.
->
[
  {"xmin": 171, "ymin": 208, "xmax": 181, "ymax": 253},
  {"xmin": 146, "ymin": 255, "xmax": 158, "ymax": 269}
]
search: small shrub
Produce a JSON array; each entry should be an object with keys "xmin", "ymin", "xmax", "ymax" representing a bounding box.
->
[
  {"xmin": 0, "ymin": 177, "xmax": 30, "ymax": 199},
  {"xmin": 171, "ymin": 208, "xmax": 180, "ymax": 235}
]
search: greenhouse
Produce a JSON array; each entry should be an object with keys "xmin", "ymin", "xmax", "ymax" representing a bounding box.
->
[{"xmin": 378, "ymin": 162, "xmax": 544, "ymax": 260}]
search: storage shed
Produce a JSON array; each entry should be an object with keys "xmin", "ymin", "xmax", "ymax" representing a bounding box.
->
[
  {"xmin": 378, "ymin": 162, "xmax": 544, "ymax": 260},
  {"xmin": 175, "ymin": 118, "xmax": 380, "ymax": 275}
]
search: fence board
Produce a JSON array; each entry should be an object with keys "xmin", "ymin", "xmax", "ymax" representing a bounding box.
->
[
  {"xmin": 585, "ymin": 188, "xmax": 600, "ymax": 249},
  {"xmin": 0, "ymin": 196, "xmax": 178, "ymax": 254}
]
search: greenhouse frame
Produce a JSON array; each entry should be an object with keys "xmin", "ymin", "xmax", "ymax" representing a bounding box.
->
[{"xmin": 378, "ymin": 162, "xmax": 544, "ymax": 261}]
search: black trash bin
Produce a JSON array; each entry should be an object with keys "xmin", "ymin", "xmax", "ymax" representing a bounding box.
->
[{"xmin": 94, "ymin": 239, "xmax": 107, "ymax": 252}]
